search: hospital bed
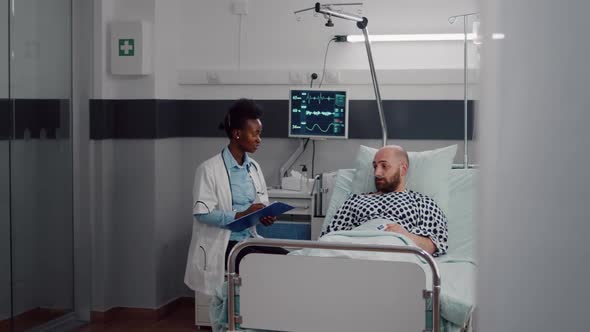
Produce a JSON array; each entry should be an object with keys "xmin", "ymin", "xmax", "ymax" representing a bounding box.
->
[{"xmin": 210, "ymin": 166, "xmax": 477, "ymax": 332}]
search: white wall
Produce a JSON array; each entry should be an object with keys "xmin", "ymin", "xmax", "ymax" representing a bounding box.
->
[
  {"xmin": 94, "ymin": 0, "xmax": 479, "ymax": 100},
  {"xmin": 176, "ymin": 0, "xmax": 477, "ymax": 71},
  {"xmin": 154, "ymin": 139, "xmax": 188, "ymax": 306},
  {"xmin": 172, "ymin": 0, "xmax": 478, "ymax": 100},
  {"xmin": 109, "ymin": 141, "xmax": 158, "ymax": 308},
  {"xmin": 153, "ymin": 0, "xmax": 181, "ymax": 99},
  {"xmin": 90, "ymin": 140, "xmax": 159, "ymax": 310},
  {"xmin": 88, "ymin": 139, "xmax": 114, "ymax": 311},
  {"xmin": 477, "ymin": 1, "xmax": 590, "ymax": 331},
  {"xmin": 89, "ymin": 0, "xmax": 479, "ymax": 311}
]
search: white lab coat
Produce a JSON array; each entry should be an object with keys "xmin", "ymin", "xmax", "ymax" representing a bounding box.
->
[{"xmin": 184, "ymin": 152, "xmax": 269, "ymax": 295}]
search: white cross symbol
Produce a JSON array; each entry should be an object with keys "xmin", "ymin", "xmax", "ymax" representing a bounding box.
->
[{"xmin": 120, "ymin": 40, "xmax": 134, "ymax": 55}]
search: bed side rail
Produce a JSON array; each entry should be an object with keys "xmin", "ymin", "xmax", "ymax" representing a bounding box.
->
[{"xmin": 227, "ymin": 238, "xmax": 441, "ymax": 332}]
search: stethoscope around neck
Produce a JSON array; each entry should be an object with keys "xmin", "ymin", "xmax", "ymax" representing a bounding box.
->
[
  {"xmin": 194, "ymin": 149, "xmax": 265, "ymax": 214},
  {"xmin": 221, "ymin": 148, "xmax": 264, "ymax": 198}
]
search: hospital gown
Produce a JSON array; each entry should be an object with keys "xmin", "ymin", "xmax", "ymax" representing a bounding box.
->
[{"xmin": 322, "ymin": 190, "xmax": 449, "ymax": 256}]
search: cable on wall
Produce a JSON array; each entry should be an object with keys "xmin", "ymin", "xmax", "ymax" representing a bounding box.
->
[
  {"xmin": 237, "ymin": 14, "xmax": 243, "ymax": 68},
  {"xmin": 318, "ymin": 37, "xmax": 336, "ymax": 88},
  {"xmin": 311, "ymin": 139, "xmax": 316, "ymax": 177}
]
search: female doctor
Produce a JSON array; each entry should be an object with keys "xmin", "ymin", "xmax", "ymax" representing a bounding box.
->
[{"xmin": 184, "ymin": 98, "xmax": 288, "ymax": 296}]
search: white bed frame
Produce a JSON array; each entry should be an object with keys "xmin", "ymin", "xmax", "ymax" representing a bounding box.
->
[{"xmin": 227, "ymin": 238, "xmax": 442, "ymax": 332}]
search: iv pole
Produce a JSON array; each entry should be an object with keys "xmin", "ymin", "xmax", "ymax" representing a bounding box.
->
[
  {"xmin": 449, "ymin": 12, "xmax": 478, "ymax": 169},
  {"xmin": 296, "ymin": 2, "xmax": 388, "ymax": 147}
]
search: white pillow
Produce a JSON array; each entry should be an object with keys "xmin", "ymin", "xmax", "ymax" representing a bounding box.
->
[
  {"xmin": 320, "ymin": 169, "xmax": 356, "ymax": 235},
  {"xmin": 350, "ymin": 145, "xmax": 457, "ymax": 215}
]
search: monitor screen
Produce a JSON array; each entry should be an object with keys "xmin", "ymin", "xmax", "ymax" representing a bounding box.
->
[{"xmin": 289, "ymin": 89, "xmax": 349, "ymax": 139}]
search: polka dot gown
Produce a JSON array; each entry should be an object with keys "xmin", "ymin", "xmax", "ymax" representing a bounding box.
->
[{"xmin": 322, "ymin": 190, "xmax": 449, "ymax": 256}]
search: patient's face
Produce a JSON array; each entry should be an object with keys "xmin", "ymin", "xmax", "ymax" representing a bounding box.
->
[
  {"xmin": 373, "ymin": 151, "xmax": 402, "ymax": 193},
  {"xmin": 374, "ymin": 165, "xmax": 401, "ymax": 193}
]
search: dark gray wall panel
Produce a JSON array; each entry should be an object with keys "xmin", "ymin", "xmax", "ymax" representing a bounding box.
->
[
  {"xmin": 90, "ymin": 99, "xmax": 474, "ymax": 140},
  {"xmin": 90, "ymin": 99, "xmax": 157, "ymax": 139},
  {"xmin": 349, "ymin": 100, "xmax": 474, "ymax": 140},
  {"xmin": 156, "ymin": 100, "xmax": 288, "ymax": 138}
]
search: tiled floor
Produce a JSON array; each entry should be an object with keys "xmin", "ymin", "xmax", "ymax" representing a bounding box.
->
[{"xmin": 76, "ymin": 301, "xmax": 210, "ymax": 332}]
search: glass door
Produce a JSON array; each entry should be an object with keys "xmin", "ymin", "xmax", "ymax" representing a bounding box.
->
[
  {"xmin": 1, "ymin": 0, "xmax": 12, "ymax": 330},
  {"xmin": 8, "ymin": 0, "xmax": 73, "ymax": 330}
]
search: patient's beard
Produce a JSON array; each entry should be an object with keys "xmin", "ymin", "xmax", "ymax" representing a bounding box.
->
[{"xmin": 375, "ymin": 170, "xmax": 401, "ymax": 193}]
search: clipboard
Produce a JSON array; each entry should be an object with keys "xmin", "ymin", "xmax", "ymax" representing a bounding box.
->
[{"xmin": 226, "ymin": 202, "xmax": 295, "ymax": 232}]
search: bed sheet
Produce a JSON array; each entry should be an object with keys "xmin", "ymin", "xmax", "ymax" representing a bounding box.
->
[{"xmin": 211, "ymin": 219, "xmax": 476, "ymax": 332}]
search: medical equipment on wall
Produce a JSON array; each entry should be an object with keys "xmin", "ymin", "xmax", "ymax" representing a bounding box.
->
[
  {"xmin": 281, "ymin": 168, "xmax": 314, "ymax": 192},
  {"xmin": 289, "ymin": 88, "xmax": 349, "ymax": 139},
  {"xmin": 294, "ymin": 2, "xmax": 388, "ymax": 147},
  {"xmin": 279, "ymin": 88, "xmax": 348, "ymax": 190},
  {"xmin": 309, "ymin": 72, "xmax": 319, "ymax": 87},
  {"xmin": 278, "ymin": 139, "xmax": 312, "ymax": 192},
  {"xmin": 109, "ymin": 21, "xmax": 153, "ymax": 75},
  {"xmin": 279, "ymin": 2, "xmax": 387, "ymax": 190}
]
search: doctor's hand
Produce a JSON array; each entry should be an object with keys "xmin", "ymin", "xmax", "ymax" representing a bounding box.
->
[
  {"xmin": 235, "ymin": 203, "xmax": 266, "ymax": 220},
  {"xmin": 383, "ymin": 223, "xmax": 410, "ymax": 235},
  {"xmin": 260, "ymin": 215, "xmax": 277, "ymax": 226}
]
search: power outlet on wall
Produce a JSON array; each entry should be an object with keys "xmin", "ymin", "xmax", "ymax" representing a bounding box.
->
[
  {"xmin": 206, "ymin": 71, "xmax": 220, "ymax": 84},
  {"xmin": 289, "ymin": 71, "xmax": 304, "ymax": 84},
  {"xmin": 323, "ymin": 70, "xmax": 340, "ymax": 84}
]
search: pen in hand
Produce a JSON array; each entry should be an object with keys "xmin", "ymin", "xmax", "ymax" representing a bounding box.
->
[{"xmin": 235, "ymin": 203, "xmax": 266, "ymax": 220}]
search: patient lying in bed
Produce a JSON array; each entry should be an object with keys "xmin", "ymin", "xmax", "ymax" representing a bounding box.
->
[{"xmin": 321, "ymin": 145, "xmax": 448, "ymax": 256}]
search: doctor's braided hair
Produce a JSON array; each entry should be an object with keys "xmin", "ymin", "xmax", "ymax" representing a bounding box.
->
[{"xmin": 219, "ymin": 98, "xmax": 263, "ymax": 139}]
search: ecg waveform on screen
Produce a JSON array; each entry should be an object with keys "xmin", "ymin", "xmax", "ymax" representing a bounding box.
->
[
  {"xmin": 290, "ymin": 90, "xmax": 346, "ymax": 137},
  {"xmin": 304, "ymin": 123, "xmax": 339, "ymax": 133},
  {"xmin": 292, "ymin": 93, "xmax": 335, "ymax": 104},
  {"xmin": 305, "ymin": 111, "xmax": 335, "ymax": 116}
]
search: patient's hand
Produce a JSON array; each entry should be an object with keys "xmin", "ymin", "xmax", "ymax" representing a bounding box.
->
[{"xmin": 383, "ymin": 223, "xmax": 409, "ymax": 235}]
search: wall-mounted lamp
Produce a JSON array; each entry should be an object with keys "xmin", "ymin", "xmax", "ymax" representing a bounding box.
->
[{"xmin": 335, "ymin": 33, "xmax": 505, "ymax": 43}]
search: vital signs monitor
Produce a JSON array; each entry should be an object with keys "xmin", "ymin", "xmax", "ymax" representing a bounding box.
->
[{"xmin": 289, "ymin": 89, "xmax": 349, "ymax": 139}]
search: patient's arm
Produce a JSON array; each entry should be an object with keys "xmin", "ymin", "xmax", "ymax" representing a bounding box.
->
[
  {"xmin": 383, "ymin": 224, "xmax": 436, "ymax": 255},
  {"xmin": 405, "ymin": 233, "xmax": 436, "ymax": 255}
]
